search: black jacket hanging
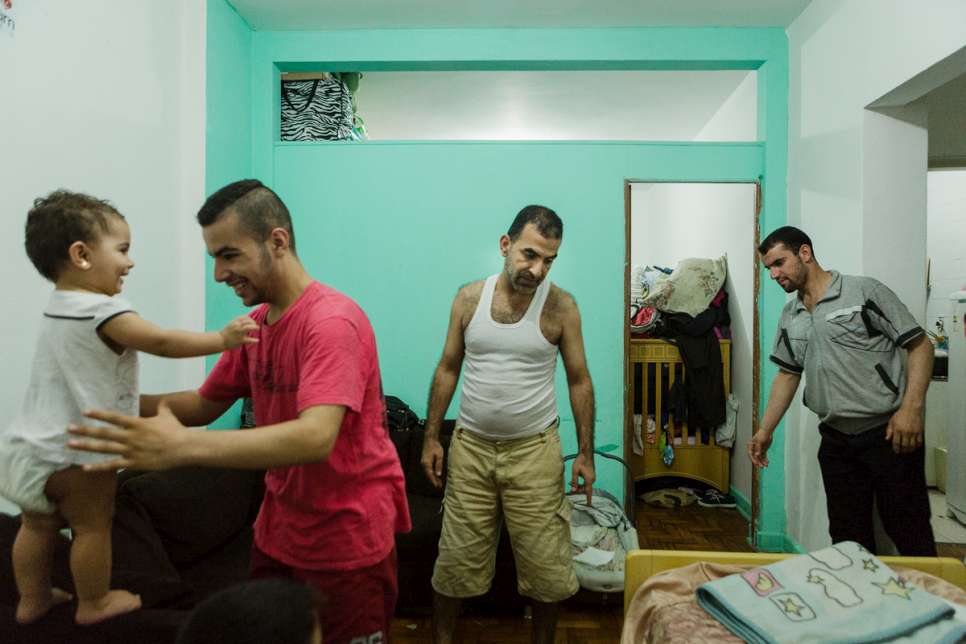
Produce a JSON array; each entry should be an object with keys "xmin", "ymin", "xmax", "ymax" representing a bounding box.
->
[{"xmin": 675, "ymin": 333, "xmax": 726, "ymax": 442}]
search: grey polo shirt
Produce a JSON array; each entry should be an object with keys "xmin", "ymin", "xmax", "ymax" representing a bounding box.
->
[{"xmin": 770, "ymin": 271, "xmax": 925, "ymax": 434}]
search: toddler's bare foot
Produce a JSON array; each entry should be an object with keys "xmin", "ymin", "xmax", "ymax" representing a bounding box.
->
[
  {"xmin": 16, "ymin": 587, "xmax": 74, "ymax": 624},
  {"xmin": 76, "ymin": 589, "xmax": 141, "ymax": 625}
]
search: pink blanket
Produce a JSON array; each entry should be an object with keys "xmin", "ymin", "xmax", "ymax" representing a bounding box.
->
[{"xmin": 621, "ymin": 562, "xmax": 966, "ymax": 644}]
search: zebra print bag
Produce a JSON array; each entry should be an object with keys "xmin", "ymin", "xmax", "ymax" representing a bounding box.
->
[{"xmin": 280, "ymin": 77, "xmax": 354, "ymax": 141}]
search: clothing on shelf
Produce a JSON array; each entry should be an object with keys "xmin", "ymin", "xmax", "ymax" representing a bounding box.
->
[
  {"xmin": 632, "ymin": 414, "xmax": 658, "ymax": 455},
  {"xmin": 714, "ymin": 394, "xmax": 739, "ymax": 448},
  {"xmin": 643, "ymin": 256, "xmax": 727, "ymax": 317},
  {"xmin": 280, "ymin": 77, "xmax": 354, "ymax": 141},
  {"xmin": 666, "ymin": 379, "xmax": 688, "ymax": 425},
  {"xmin": 630, "ymin": 256, "xmax": 730, "ymax": 340},
  {"xmin": 630, "ymin": 304, "xmax": 661, "ymax": 334},
  {"xmin": 630, "ymin": 264, "xmax": 672, "ymax": 308}
]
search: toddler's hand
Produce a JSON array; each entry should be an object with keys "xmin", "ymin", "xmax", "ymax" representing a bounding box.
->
[{"xmin": 220, "ymin": 315, "xmax": 259, "ymax": 349}]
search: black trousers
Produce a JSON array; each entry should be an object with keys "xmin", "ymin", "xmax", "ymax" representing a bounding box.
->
[{"xmin": 817, "ymin": 423, "xmax": 936, "ymax": 556}]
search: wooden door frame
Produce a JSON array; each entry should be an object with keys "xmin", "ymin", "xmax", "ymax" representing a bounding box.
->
[
  {"xmin": 751, "ymin": 182, "xmax": 762, "ymax": 546},
  {"xmin": 623, "ymin": 179, "xmax": 763, "ymax": 544},
  {"xmin": 623, "ymin": 181, "xmax": 633, "ymax": 519}
]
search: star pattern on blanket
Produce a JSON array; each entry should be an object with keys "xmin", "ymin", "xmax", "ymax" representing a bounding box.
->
[
  {"xmin": 873, "ymin": 576, "xmax": 913, "ymax": 600},
  {"xmin": 862, "ymin": 559, "xmax": 879, "ymax": 573},
  {"xmin": 777, "ymin": 596, "xmax": 806, "ymax": 616}
]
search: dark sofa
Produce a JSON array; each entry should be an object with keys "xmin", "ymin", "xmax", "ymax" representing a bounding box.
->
[
  {"xmin": 0, "ymin": 466, "xmax": 264, "ymax": 644},
  {"xmin": 0, "ymin": 419, "xmax": 521, "ymax": 641}
]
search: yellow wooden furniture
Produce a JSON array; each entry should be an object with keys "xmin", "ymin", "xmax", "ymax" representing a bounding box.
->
[
  {"xmin": 627, "ymin": 338, "xmax": 731, "ymax": 492},
  {"xmin": 624, "ymin": 549, "xmax": 966, "ymax": 614}
]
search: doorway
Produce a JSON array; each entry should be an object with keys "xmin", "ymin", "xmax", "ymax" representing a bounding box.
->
[
  {"xmin": 925, "ymin": 167, "xmax": 966, "ymax": 554},
  {"xmin": 623, "ymin": 180, "xmax": 762, "ymax": 548}
]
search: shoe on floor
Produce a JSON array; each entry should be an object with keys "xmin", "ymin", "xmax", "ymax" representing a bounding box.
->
[
  {"xmin": 697, "ymin": 489, "xmax": 736, "ymax": 508},
  {"xmin": 641, "ymin": 489, "xmax": 697, "ymax": 508}
]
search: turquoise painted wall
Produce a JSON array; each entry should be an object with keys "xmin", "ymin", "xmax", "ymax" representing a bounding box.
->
[
  {"xmin": 204, "ymin": 23, "xmax": 790, "ymax": 545},
  {"xmin": 206, "ymin": 0, "xmax": 252, "ymax": 198},
  {"xmin": 267, "ymin": 141, "xmax": 764, "ymax": 499},
  {"xmin": 206, "ymin": 0, "xmax": 253, "ymax": 426},
  {"xmin": 755, "ymin": 53, "xmax": 790, "ymax": 551}
]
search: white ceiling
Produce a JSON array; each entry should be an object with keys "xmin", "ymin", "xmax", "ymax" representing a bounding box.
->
[
  {"xmin": 231, "ymin": 0, "xmax": 811, "ymax": 31},
  {"xmin": 355, "ymin": 70, "xmax": 755, "ymax": 140}
]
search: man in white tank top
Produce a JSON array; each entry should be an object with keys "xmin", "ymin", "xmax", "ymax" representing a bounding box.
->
[{"xmin": 421, "ymin": 205, "xmax": 596, "ymax": 644}]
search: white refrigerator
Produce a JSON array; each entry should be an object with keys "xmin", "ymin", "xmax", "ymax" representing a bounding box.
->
[{"xmin": 946, "ymin": 290, "xmax": 966, "ymax": 525}]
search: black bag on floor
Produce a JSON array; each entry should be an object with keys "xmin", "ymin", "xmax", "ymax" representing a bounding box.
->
[{"xmin": 385, "ymin": 396, "xmax": 419, "ymax": 432}]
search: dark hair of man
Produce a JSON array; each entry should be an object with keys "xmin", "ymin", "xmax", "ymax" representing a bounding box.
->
[
  {"xmin": 506, "ymin": 204, "xmax": 563, "ymax": 242},
  {"xmin": 24, "ymin": 190, "xmax": 125, "ymax": 282},
  {"xmin": 176, "ymin": 579, "xmax": 321, "ymax": 644},
  {"xmin": 758, "ymin": 225, "xmax": 813, "ymax": 256},
  {"xmin": 197, "ymin": 179, "xmax": 297, "ymax": 254}
]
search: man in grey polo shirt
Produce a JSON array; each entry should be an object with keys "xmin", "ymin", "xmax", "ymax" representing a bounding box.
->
[{"xmin": 748, "ymin": 226, "xmax": 935, "ymax": 555}]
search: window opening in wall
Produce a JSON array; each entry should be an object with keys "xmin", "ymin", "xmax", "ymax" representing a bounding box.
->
[{"xmin": 277, "ymin": 70, "xmax": 758, "ymax": 142}]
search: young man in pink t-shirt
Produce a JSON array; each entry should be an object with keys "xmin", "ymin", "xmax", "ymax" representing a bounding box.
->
[{"xmin": 69, "ymin": 180, "xmax": 411, "ymax": 644}]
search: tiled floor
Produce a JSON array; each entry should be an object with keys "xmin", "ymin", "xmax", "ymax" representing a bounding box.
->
[{"xmin": 929, "ymin": 489, "xmax": 966, "ymax": 543}]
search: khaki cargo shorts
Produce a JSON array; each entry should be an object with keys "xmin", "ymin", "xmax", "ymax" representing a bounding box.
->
[{"xmin": 431, "ymin": 421, "xmax": 578, "ymax": 603}]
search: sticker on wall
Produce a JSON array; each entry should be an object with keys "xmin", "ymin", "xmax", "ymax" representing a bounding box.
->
[{"xmin": 0, "ymin": 0, "xmax": 15, "ymax": 36}]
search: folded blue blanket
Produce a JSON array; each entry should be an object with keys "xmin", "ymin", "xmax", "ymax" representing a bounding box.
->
[{"xmin": 696, "ymin": 541, "xmax": 966, "ymax": 643}]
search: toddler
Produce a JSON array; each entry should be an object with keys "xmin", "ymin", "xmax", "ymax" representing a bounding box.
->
[{"xmin": 0, "ymin": 190, "xmax": 257, "ymax": 625}]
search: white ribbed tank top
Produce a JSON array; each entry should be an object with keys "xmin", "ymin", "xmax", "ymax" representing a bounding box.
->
[{"xmin": 456, "ymin": 274, "xmax": 559, "ymax": 440}]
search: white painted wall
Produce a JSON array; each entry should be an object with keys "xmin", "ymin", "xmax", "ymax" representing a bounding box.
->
[
  {"xmin": 0, "ymin": 2, "xmax": 207, "ymax": 514},
  {"xmin": 862, "ymin": 105, "xmax": 930, "ymax": 321},
  {"xmin": 785, "ymin": 0, "xmax": 966, "ymax": 551},
  {"xmin": 355, "ymin": 70, "xmax": 755, "ymax": 141},
  {"xmin": 694, "ymin": 71, "xmax": 758, "ymax": 143}
]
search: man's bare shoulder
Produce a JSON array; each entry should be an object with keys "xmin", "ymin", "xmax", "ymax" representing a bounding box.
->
[
  {"xmin": 456, "ymin": 279, "xmax": 485, "ymax": 302},
  {"xmin": 546, "ymin": 283, "xmax": 579, "ymax": 317},
  {"xmin": 454, "ymin": 280, "xmax": 485, "ymax": 316}
]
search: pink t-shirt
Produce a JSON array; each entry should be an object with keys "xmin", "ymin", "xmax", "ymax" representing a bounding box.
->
[{"xmin": 199, "ymin": 281, "xmax": 411, "ymax": 571}]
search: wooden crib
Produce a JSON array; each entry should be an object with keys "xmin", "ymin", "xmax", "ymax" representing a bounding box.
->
[{"xmin": 627, "ymin": 338, "xmax": 731, "ymax": 492}]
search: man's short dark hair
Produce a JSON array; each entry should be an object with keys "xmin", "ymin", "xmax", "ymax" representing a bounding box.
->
[
  {"xmin": 507, "ymin": 205, "xmax": 563, "ymax": 242},
  {"xmin": 176, "ymin": 579, "xmax": 321, "ymax": 644},
  {"xmin": 758, "ymin": 226, "xmax": 813, "ymax": 256},
  {"xmin": 24, "ymin": 190, "xmax": 125, "ymax": 282},
  {"xmin": 197, "ymin": 179, "xmax": 297, "ymax": 253}
]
